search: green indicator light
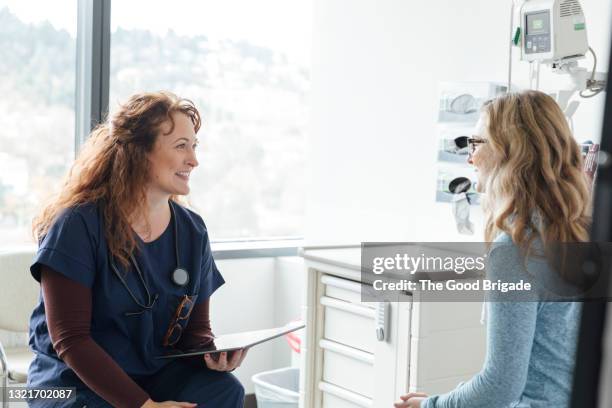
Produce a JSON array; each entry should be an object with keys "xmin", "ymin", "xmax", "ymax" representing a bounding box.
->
[{"xmin": 574, "ymin": 23, "xmax": 585, "ymax": 30}]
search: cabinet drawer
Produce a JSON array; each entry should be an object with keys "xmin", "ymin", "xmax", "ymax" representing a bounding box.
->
[
  {"xmin": 319, "ymin": 381, "xmax": 372, "ymax": 408},
  {"xmin": 322, "ymin": 274, "xmax": 371, "ymax": 304},
  {"xmin": 320, "ymin": 339, "xmax": 374, "ymax": 398},
  {"xmin": 321, "ymin": 296, "xmax": 376, "ymax": 353}
]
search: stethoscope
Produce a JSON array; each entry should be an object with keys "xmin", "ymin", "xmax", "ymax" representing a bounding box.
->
[{"xmin": 110, "ymin": 200, "xmax": 191, "ymax": 316}]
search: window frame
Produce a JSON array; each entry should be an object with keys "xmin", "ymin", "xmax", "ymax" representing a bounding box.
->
[{"xmin": 75, "ymin": 0, "xmax": 110, "ymax": 150}]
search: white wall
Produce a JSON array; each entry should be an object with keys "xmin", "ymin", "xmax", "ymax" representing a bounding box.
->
[
  {"xmin": 212, "ymin": 256, "xmax": 305, "ymax": 394},
  {"xmin": 273, "ymin": 256, "xmax": 307, "ymax": 367},
  {"xmin": 306, "ymin": 0, "xmax": 611, "ymax": 244},
  {"xmin": 211, "ymin": 258, "xmax": 275, "ymax": 394}
]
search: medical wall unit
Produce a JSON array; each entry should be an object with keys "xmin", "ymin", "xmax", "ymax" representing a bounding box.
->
[
  {"xmin": 435, "ymin": 82, "xmax": 505, "ymax": 205},
  {"xmin": 520, "ymin": 0, "xmax": 588, "ymax": 63},
  {"xmin": 510, "ymin": 0, "xmax": 606, "ymax": 101},
  {"xmin": 299, "ymin": 246, "xmax": 486, "ymax": 408}
]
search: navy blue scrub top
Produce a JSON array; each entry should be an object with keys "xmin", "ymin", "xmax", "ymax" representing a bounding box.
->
[{"xmin": 27, "ymin": 200, "xmax": 225, "ymax": 390}]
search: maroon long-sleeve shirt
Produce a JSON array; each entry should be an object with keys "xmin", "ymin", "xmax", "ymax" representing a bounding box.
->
[{"xmin": 40, "ymin": 266, "xmax": 214, "ymax": 408}]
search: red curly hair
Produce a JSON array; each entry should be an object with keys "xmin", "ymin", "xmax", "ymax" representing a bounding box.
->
[{"xmin": 33, "ymin": 91, "xmax": 201, "ymax": 268}]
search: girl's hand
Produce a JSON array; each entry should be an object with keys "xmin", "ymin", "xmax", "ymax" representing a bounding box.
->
[
  {"xmin": 204, "ymin": 348, "xmax": 248, "ymax": 371},
  {"xmin": 140, "ymin": 398, "xmax": 197, "ymax": 408},
  {"xmin": 394, "ymin": 392, "xmax": 428, "ymax": 408}
]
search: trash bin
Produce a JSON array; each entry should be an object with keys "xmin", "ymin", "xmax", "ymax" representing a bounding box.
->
[{"xmin": 252, "ymin": 367, "xmax": 299, "ymax": 408}]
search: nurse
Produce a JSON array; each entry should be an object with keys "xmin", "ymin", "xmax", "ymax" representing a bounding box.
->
[{"xmin": 28, "ymin": 91, "xmax": 246, "ymax": 407}]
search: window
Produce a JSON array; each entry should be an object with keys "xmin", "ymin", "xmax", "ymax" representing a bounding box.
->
[
  {"xmin": 0, "ymin": 0, "xmax": 77, "ymax": 247},
  {"xmin": 110, "ymin": 0, "xmax": 311, "ymax": 239}
]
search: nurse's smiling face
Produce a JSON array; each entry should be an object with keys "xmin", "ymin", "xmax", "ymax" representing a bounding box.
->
[{"xmin": 147, "ymin": 112, "xmax": 199, "ymax": 197}]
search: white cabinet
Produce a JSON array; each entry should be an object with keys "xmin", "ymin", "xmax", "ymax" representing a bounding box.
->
[{"xmin": 299, "ymin": 246, "xmax": 486, "ymax": 408}]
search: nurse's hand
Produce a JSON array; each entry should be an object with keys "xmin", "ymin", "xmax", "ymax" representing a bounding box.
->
[
  {"xmin": 204, "ymin": 348, "xmax": 248, "ymax": 371},
  {"xmin": 140, "ymin": 398, "xmax": 196, "ymax": 408}
]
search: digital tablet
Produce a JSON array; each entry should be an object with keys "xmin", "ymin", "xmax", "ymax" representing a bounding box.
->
[{"xmin": 155, "ymin": 321, "xmax": 305, "ymax": 359}]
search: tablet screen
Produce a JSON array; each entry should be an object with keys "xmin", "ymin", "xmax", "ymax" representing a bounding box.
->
[{"xmin": 156, "ymin": 321, "xmax": 305, "ymax": 359}]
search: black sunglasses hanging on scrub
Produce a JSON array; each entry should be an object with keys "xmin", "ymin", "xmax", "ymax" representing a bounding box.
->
[{"xmin": 109, "ymin": 200, "xmax": 191, "ymax": 316}]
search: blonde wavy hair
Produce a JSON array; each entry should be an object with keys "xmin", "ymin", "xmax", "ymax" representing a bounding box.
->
[
  {"xmin": 32, "ymin": 91, "xmax": 201, "ymax": 268},
  {"xmin": 481, "ymin": 90, "xmax": 591, "ymax": 250}
]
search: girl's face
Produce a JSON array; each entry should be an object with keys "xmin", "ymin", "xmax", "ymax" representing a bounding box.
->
[
  {"xmin": 147, "ymin": 112, "xmax": 199, "ymax": 197},
  {"xmin": 468, "ymin": 114, "xmax": 496, "ymax": 193}
]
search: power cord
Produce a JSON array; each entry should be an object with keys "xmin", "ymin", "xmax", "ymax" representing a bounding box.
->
[{"xmin": 580, "ymin": 47, "xmax": 607, "ymax": 98}]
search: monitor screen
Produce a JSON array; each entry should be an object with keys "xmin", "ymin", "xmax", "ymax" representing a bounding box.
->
[{"xmin": 526, "ymin": 11, "xmax": 550, "ymax": 35}]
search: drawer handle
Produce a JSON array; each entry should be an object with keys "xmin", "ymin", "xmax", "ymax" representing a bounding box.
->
[
  {"xmin": 319, "ymin": 381, "xmax": 372, "ymax": 407},
  {"xmin": 320, "ymin": 296, "xmax": 376, "ymax": 319},
  {"xmin": 319, "ymin": 339, "xmax": 374, "ymax": 364},
  {"xmin": 321, "ymin": 275, "xmax": 364, "ymax": 293}
]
